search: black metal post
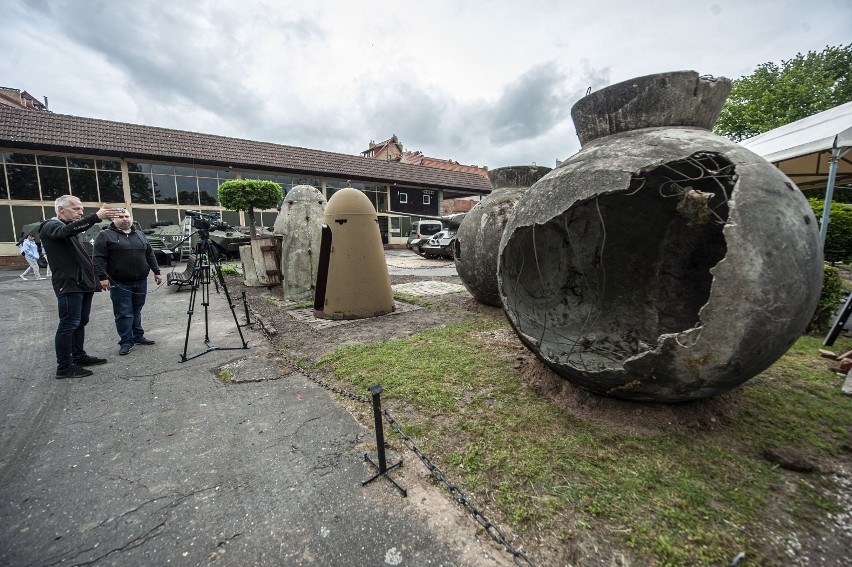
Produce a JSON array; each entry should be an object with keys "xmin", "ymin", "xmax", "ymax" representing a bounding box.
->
[
  {"xmin": 241, "ymin": 290, "xmax": 253, "ymax": 326},
  {"xmin": 362, "ymin": 384, "xmax": 406, "ymax": 497},
  {"xmin": 824, "ymin": 291, "xmax": 852, "ymax": 346}
]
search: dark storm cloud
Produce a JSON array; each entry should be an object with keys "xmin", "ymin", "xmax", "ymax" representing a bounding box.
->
[
  {"xmin": 27, "ymin": 1, "xmax": 321, "ymax": 127},
  {"xmin": 420, "ymin": 62, "xmax": 612, "ymax": 166},
  {"xmin": 229, "ymin": 80, "xmax": 450, "ymax": 158},
  {"xmin": 486, "ymin": 63, "xmax": 573, "ymax": 144}
]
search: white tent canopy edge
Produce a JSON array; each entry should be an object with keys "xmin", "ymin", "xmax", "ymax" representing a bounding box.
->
[{"xmin": 740, "ymin": 101, "xmax": 852, "ymax": 248}]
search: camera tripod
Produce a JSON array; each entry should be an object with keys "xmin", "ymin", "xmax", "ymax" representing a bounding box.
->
[{"xmin": 180, "ymin": 229, "xmax": 249, "ymax": 362}]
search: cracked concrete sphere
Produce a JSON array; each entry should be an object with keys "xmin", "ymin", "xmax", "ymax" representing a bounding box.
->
[
  {"xmin": 454, "ymin": 166, "xmax": 551, "ymax": 307},
  {"xmin": 497, "ymin": 72, "xmax": 823, "ymax": 402},
  {"xmin": 455, "ymin": 187, "xmax": 528, "ymax": 306}
]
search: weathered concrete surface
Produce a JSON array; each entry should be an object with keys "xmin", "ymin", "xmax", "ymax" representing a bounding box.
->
[
  {"xmin": 274, "ymin": 185, "xmax": 326, "ymax": 300},
  {"xmin": 571, "ymin": 71, "xmax": 731, "ymax": 145},
  {"xmin": 239, "ymin": 243, "xmax": 260, "ymax": 285},
  {"xmin": 498, "ymin": 127, "xmax": 823, "ymax": 402},
  {"xmin": 455, "ymin": 166, "xmax": 553, "ymax": 307},
  {"xmin": 455, "ymin": 188, "xmax": 528, "ymax": 307},
  {"xmin": 487, "ymin": 165, "xmax": 553, "ymax": 190}
]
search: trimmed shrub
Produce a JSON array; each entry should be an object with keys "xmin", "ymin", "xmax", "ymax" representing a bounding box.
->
[
  {"xmin": 808, "ymin": 198, "xmax": 852, "ymax": 263},
  {"xmin": 219, "ymin": 180, "xmax": 282, "ymax": 237},
  {"xmin": 808, "ymin": 264, "xmax": 844, "ymax": 334}
]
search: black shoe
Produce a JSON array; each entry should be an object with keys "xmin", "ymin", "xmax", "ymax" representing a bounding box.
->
[
  {"xmin": 74, "ymin": 355, "xmax": 108, "ymax": 366},
  {"xmin": 119, "ymin": 344, "xmax": 133, "ymax": 355},
  {"xmin": 134, "ymin": 338, "xmax": 155, "ymax": 345},
  {"xmin": 56, "ymin": 365, "xmax": 93, "ymax": 379}
]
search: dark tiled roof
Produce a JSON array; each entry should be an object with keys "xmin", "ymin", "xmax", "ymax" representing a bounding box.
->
[{"xmin": 0, "ymin": 108, "xmax": 493, "ymax": 195}]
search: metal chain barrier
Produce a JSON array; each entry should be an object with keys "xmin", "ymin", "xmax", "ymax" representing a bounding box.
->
[
  {"xmin": 381, "ymin": 408, "xmax": 537, "ymax": 567},
  {"xmin": 242, "ymin": 293, "xmax": 536, "ymax": 566},
  {"xmin": 243, "ymin": 297, "xmax": 368, "ymax": 404}
]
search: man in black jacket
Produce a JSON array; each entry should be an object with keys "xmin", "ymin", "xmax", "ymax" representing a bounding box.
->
[
  {"xmin": 93, "ymin": 209, "xmax": 163, "ymax": 356},
  {"xmin": 40, "ymin": 195, "xmax": 123, "ymax": 379}
]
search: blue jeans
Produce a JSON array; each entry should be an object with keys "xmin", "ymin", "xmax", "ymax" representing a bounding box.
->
[
  {"xmin": 55, "ymin": 292, "xmax": 94, "ymax": 369},
  {"xmin": 110, "ymin": 279, "xmax": 148, "ymax": 347}
]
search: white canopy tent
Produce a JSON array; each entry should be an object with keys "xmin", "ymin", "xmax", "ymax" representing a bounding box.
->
[{"xmin": 740, "ymin": 101, "xmax": 852, "ymax": 245}]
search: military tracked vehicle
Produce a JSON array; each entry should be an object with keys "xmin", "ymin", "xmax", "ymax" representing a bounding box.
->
[
  {"xmin": 144, "ymin": 219, "xmax": 250, "ymax": 262},
  {"xmin": 390, "ymin": 211, "xmax": 466, "ymax": 258},
  {"xmin": 418, "ymin": 229, "xmax": 456, "ymax": 259},
  {"xmin": 143, "ymin": 221, "xmax": 190, "ymax": 263},
  {"xmin": 191, "ymin": 226, "xmax": 251, "ymax": 260},
  {"xmin": 21, "ymin": 220, "xmax": 174, "ymax": 266}
]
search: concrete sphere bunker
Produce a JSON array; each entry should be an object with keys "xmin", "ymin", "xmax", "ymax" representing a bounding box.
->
[
  {"xmin": 455, "ymin": 187, "xmax": 528, "ymax": 306},
  {"xmin": 497, "ymin": 129, "xmax": 823, "ymax": 402},
  {"xmin": 455, "ymin": 165, "xmax": 553, "ymax": 307}
]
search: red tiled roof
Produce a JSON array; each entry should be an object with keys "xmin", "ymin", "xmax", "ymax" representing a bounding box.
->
[
  {"xmin": 361, "ymin": 134, "xmax": 489, "ymax": 180},
  {"xmin": 0, "ymin": 108, "xmax": 492, "ymax": 195},
  {"xmin": 401, "ymin": 151, "xmax": 489, "ymax": 179}
]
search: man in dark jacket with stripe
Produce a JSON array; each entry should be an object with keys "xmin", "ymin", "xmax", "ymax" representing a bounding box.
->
[
  {"xmin": 40, "ymin": 195, "xmax": 123, "ymax": 379},
  {"xmin": 93, "ymin": 209, "xmax": 163, "ymax": 356}
]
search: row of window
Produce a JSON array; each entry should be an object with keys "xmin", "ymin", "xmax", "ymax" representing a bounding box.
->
[
  {"xmin": 0, "ymin": 203, "xmax": 413, "ymax": 244},
  {"xmin": 0, "ymin": 152, "xmax": 410, "ymax": 209},
  {"xmin": 1, "ymin": 152, "xmax": 124, "ymax": 202},
  {"xmin": 0, "ymin": 150, "xmax": 442, "ymax": 246},
  {"xmin": 398, "ymin": 192, "xmax": 431, "ymax": 205}
]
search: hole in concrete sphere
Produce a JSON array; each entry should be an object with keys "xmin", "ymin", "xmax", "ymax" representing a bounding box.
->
[{"xmin": 502, "ymin": 152, "xmax": 735, "ymax": 372}]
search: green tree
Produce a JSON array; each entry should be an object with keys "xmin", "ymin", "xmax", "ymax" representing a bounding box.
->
[
  {"xmin": 715, "ymin": 44, "xmax": 852, "ymax": 141},
  {"xmin": 218, "ymin": 179, "xmax": 282, "ymax": 238},
  {"xmin": 809, "ymin": 198, "xmax": 852, "ymax": 263}
]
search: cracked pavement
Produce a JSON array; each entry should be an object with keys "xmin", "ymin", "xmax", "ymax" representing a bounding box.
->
[{"xmin": 0, "ymin": 264, "xmax": 509, "ymax": 566}]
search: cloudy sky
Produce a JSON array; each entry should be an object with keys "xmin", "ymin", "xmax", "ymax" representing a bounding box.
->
[{"xmin": 2, "ymin": 0, "xmax": 850, "ymax": 169}]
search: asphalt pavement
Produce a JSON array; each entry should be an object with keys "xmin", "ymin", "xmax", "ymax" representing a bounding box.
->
[{"xmin": 0, "ymin": 260, "xmax": 510, "ymax": 567}]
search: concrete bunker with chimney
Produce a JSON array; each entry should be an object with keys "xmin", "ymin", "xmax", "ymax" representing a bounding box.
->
[{"xmin": 498, "ymin": 71, "xmax": 823, "ymax": 402}]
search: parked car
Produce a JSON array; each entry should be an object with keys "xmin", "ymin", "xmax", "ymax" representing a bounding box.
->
[{"xmin": 418, "ymin": 229, "xmax": 455, "ymax": 259}]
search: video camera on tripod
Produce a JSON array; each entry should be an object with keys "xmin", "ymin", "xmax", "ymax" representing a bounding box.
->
[
  {"xmin": 177, "ymin": 211, "xmax": 249, "ymax": 362},
  {"xmin": 185, "ymin": 210, "xmax": 229, "ymax": 232}
]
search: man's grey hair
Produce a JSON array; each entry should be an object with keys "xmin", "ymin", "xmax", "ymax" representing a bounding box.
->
[{"xmin": 54, "ymin": 195, "xmax": 78, "ymax": 214}]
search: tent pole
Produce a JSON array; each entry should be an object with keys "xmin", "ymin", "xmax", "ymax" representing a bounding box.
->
[{"xmin": 819, "ymin": 137, "xmax": 841, "ymax": 249}]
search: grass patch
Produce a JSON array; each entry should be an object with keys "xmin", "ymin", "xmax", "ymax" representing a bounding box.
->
[
  {"xmin": 317, "ymin": 318, "xmax": 852, "ymax": 565},
  {"xmin": 393, "ymin": 290, "xmax": 432, "ymax": 307},
  {"xmin": 215, "ymin": 261, "xmax": 241, "ymax": 276}
]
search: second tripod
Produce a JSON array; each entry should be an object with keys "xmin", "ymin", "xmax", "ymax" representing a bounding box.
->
[{"xmin": 181, "ymin": 229, "xmax": 249, "ymax": 362}]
